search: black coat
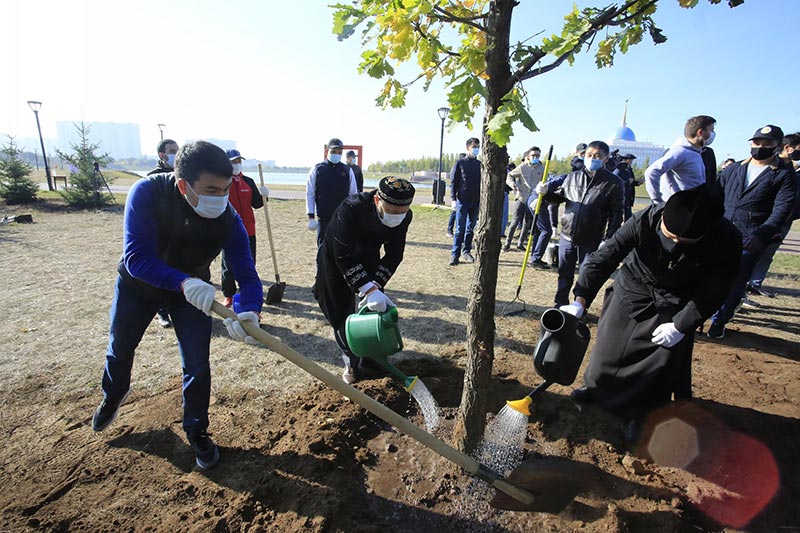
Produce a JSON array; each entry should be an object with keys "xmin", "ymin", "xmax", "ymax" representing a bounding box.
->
[
  {"xmin": 545, "ymin": 168, "xmax": 624, "ymax": 245},
  {"xmin": 574, "ymin": 204, "xmax": 742, "ymax": 332},
  {"xmin": 713, "ymin": 157, "xmax": 796, "ymax": 243},
  {"xmin": 313, "ymin": 191, "xmax": 411, "ymax": 329}
]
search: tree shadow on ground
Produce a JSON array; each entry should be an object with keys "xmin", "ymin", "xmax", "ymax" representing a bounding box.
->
[{"xmin": 405, "ymin": 239, "xmax": 452, "ymax": 251}]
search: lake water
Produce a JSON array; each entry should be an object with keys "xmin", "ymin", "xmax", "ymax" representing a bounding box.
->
[{"xmin": 132, "ymin": 170, "xmax": 431, "ymax": 190}]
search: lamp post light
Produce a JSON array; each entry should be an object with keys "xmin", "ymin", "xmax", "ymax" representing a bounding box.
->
[
  {"xmin": 435, "ymin": 106, "xmax": 450, "ymax": 205},
  {"xmin": 157, "ymin": 123, "xmax": 166, "ymax": 140},
  {"xmin": 27, "ymin": 100, "xmax": 54, "ymax": 191}
]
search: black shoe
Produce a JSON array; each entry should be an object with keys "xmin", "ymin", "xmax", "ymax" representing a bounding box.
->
[
  {"xmin": 502, "ymin": 244, "xmax": 511, "ymax": 252},
  {"xmin": 446, "ymin": 230, "xmax": 454, "ymax": 238},
  {"xmin": 449, "ymin": 256, "xmax": 459, "ymax": 266},
  {"xmin": 748, "ymin": 284, "xmax": 775, "ymax": 298},
  {"xmin": 530, "ymin": 259, "xmax": 550, "ymax": 270},
  {"xmin": 92, "ymin": 391, "xmax": 130, "ymax": 432},
  {"xmin": 707, "ymin": 322, "xmax": 725, "ymax": 339},
  {"xmin": 569, "ymin": 386, "xmax": 592, "ymax": 404},
  {"xmin": 515, "ymin": 245, "xmax": 526, "ymax": 252},
  {"xmin": 156, "ymin": 310, "xmax": 171, "ymax": 328},
  {"xmin": 187, "ymin": 430, "xmax": 219, "ymax": 470}
]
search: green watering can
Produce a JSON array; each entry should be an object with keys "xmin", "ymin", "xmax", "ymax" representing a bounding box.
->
[{"xmin": 345, "ymin": 306, "xmax": 419, "ymax": 391}]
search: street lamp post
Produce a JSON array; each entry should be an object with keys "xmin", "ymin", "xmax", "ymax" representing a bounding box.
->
[
  {"xmin": 435, "ymin": 107, "xmax": 450, "ymax": 205},
  {"xmin": 157, "ymin": 123, "xmax": 166, "ymax": 140},
  {"xmin": 27, "ymin": 101, "xmax": 53, "ymax": 191}
]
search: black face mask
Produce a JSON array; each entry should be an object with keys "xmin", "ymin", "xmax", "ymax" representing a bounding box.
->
[
  {"xmin": 789, "ymin": 150, "xmax": 800, "ymax": 162},
  {"xmin": 751, "ymin": 146, "xmax": 777, "ymax": 161},
  {"xmin": 656, "ymin": 225, "xmax": 679, "ymax": 254}
]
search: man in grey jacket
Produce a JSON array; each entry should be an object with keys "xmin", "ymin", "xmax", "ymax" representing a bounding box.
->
[
  {"xmin": 538, "ymin": 141, "xmax": 624, "ymax": 306},
  {"xmin": 504, "ymin": 147, "xmax": 544, "ymax": 255},
  {"xmin": 645, "ymin": 115, "xmax": 716, "ymax": 203}
]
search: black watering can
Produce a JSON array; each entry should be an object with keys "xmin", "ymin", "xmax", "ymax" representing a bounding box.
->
[{"xmin": 507, "ymin": 308, "xmax": 591, "ymax": 415}]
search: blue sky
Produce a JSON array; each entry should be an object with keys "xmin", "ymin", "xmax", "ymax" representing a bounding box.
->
[{"xmin": 2, "ymin": 0, "xmax": 797, "ymax": 167}]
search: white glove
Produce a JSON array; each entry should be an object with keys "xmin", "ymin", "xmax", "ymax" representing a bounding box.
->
[
  {"xmin": 358, "ymin": 290, "xmax": 395, "ymax": 313},
  {"xmin": 181, "ymin": 278, "xmax": 216, "ymax": 316},
  {"xmin": 535, "ymin": 182, "xmax": 549, "ymax": 195},
  {"xmin": 259, "ymin": 185, "xmax": 270, "ymax": 197},
  {"xmin": 559, "ymin": 300, "xmax": 585, "ymax": 319},
  {"xmin": 307, "ymin": 218, "xmax": 317, "ymax": 231},
  {"xmin": 651, "ymin": 322, "xmax": 684, "ymax": 348},
  {"xmin": 223, "ymin": 311, "xmax": 260, "ymax": 345}
]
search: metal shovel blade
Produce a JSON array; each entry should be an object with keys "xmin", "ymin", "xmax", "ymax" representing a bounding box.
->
[
  {"xmin": 265, "ymin": 280, "xmax": 286, "ymax": 304},
  {"xmin": 489, "ymin": 457, "xmax": 589, "ymax": 513}
]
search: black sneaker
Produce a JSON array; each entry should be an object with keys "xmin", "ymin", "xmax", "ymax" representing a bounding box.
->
[
  {"xmin": 748, "ymin": 284, "xmax": 775, "ymax": 298},
  {"xmin": 449, "ymin": 255, "xmax": 459, "ymax": 266},
  {"xmin": 502, "ymin": 244, "xmax": 511, "ymax": 252},
  {"xmin": 530, "ymin": 259, "xmax": 550, "ymax": 270},
  {"xmin": 187, "ymin": 430, "xmax": 219, "ymax": 470},
  {"xmin": 446, "ymin": 230, "xmax": 454, "ymax": 238},
  {"xmin": 92, "ymin": 390, "xmax": 130, "ymax": 432},
  {"xmin": 515, "ymin": 245, "xmax": 526, "ymax": 252},
  {"xmin": 707, "ymin": 322, "xmax": 725, "ymax": 339},
  {"xmin": 461, "ymin": 252, "xmax": 475, "ymax": 263}
]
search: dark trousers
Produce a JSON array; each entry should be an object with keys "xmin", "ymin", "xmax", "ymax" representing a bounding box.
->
[
  {"xmin": 102, "ymin": 276, "xmax": 212, "ymax": 433},
  {"xmin": 547, "ymin": 202, "xmax": 559, "ymax": 229},
  {"xmin": 317, "ymin": 217, "xmax": 332, "ymax": 247},
  {"xmin": 623, "ymin": 204, "xmax": 633, "ymax": 222},
  {"xmin": 335, "ymin": 297, "xmax": 359, "ymax": 368},
  {"xmin": 505, "ymin": 201, "xmax": 533, "ymax": 248},
  {"xmin": 451, "ymin": 200, "xmax": 479, "ymax": 257},
  {"xmin": 555, "ymin": 236, "xmax": 599, "ymax": 306},
  {"xmin": 221, "ymin": 235, "xmax": 257, "ymax": 298},
  {"xmin": 501, "ymin": 191, "xmax": 509, "ymax": 236},
  {"xmin": 529, "ymin": 209, "xmax": 552, "ymax": 262},
  {"xmin": 447, "ymin": 210, "xmax": 456, "ymax": 234},
  {"xmin": 750, "ymin": 223, "xmax": 791, "ymax": 287},
  {"xmin": 711, "ymin": 249, "xmax": 764, "ymax": 326}
]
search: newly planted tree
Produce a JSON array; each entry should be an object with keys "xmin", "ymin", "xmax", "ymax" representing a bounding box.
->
[
  {"xmin": 332, "ymin": 0, "xmax": 743, "ymax": 452},
  {"xmin": 55, "ymin": 122, "xmax": 114, "ymax": 208},
  {"xmin": 0, "ymin": 136, "xmax": 38, "ymax": 204}
]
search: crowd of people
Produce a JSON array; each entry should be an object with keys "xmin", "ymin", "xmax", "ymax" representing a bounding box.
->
[{"xmin": 89, "ymin": 119, "xmax": 798, "ymax": 469}]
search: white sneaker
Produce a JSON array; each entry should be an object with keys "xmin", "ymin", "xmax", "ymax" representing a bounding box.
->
[{"xmin": 342, "ymin": 365, "xmax": 357, "ymax": 384}]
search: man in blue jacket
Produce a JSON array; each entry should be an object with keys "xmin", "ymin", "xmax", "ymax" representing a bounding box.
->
[
  {"xmin": 707, "ymin": 125, "xmax": 797, "ymax": 338},
  {"xmin": 91, "ymin": 141, "xmax": 264, "ymax": 471},
  {"xmin": 449, "ymin": 137, "xmax": 481, "ymax": 266}
]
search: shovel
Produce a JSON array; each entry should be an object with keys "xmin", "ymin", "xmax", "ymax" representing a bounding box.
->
[
  {"xmin": 257, "ymin": 164, "xmax": 286, "ymax": 304},
  {"xmin": 212, "ymin": 300, "xmax": 585, "ymax": 513}
]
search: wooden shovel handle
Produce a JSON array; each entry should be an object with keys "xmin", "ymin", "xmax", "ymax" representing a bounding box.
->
[
  {"xmin": 257, "ymin": 164, "xmax": 281, "ymax": 282},
  {"xmin": 211, "ymin": 300, "xmax": 535, "ymax": 507}
]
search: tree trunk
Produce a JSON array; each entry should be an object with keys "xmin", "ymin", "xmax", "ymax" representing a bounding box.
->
[{"xmin": 453, "ymin": 0, "xmax": 514, "ymax": 454}]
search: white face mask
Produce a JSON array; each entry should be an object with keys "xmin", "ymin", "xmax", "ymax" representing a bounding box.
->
[
  {"xmin": 231, "ymin": 163, "xmax": 242, "ymax": 175},
  {"xmin": 704, "ymin": 130, "xmax": 716, "ymax": 147},
  {"xmin": 470, "ymin": 147, "xmax": 480, "ymax": 157},
  {"xmin": 166, "ymin": 153, "xmax": 176, "ymax": 168},
  {"xmin": 377, "ymin": 205, "xmax": 407, "ymax": 228},
  {"xmin": 185, "ymin": 182, "xmax": 229, "ymax": 219},
  {"xmin": 328, "ymin": 153, "xmax": 342, "ymax": 164}
]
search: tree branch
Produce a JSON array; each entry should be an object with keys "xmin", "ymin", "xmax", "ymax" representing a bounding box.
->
[
  {"xmin": 411, "ymin": 20, "xmax": 461, "ymax": 58},
  {"xmin": 606, "ymin": 0, "xmax": 657, "ymax": 26},
  {"xmin": 431, "ymin": 5, "xmax": 487, "ymax": 32}
]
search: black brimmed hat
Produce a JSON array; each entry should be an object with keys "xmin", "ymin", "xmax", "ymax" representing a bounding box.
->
[
  {"xmin": 377, "ymin": 176, "xmax": 415, "ymax": 206},
  {"xmin": 327, "ymin": 138, "xmax": 344, "ymax": 149},
  {"xmin": 662, "ymin": 187, "xmax": 723, "ymax": 239},
  {"xmin": 748, "ymin": 125, "xmax": 784, "ymax": 144}
]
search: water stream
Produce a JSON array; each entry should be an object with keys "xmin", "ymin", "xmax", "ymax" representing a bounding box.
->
[{"xmin": 407, "ymin": 378, "xmax": 440, "ymax": 432}]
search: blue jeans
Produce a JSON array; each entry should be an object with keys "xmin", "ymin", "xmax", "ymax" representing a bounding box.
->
[
  {"xmin": 529, "ymin": 209, "xmax": 552, "ymax": 262},
  {"xmin": 555, "ymin": 236, "xmax": 599, "ymax": 306},
  {"xmin": 451, "ymin": 200, "xmax": 479, "ymax": 257},
  {"xmin": 501, "ymin": 191, "xmax": 509, "ymax": 236},
  {"xmin": 447, "ymin": 210, "xmax": 456, "ymax": 234},
  {"xmin": 711, "ymin": 250, "xmax": 763, "ymax": 327},
  {"xmin": 750, "ymin": 224, "xmax": 791, "ymax": 287},
  {"xmin": 102, "ymin": 275, "xmax": 213, "ymax": 433}
]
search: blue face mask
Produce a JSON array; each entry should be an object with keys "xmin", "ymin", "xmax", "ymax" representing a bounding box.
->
[
  {"xmin": 584, "ymin": 157, "xmax": 604, "ymax": 172},
  {"xmin": 530, "ymin": 157, "xmax": 540, "ymax": 165},
  {"xmin": 471, "ymin": 147, "xmax": 480, "ymax": 157},
  {"xmin": 166, "ymin": 153, "xmax": 176, "ymax": 168},
  {"xmin": 328, "ymin": 153, "xmax": 342, "ymax": 164}
]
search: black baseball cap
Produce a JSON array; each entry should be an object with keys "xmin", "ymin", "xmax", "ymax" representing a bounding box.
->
[
  {"xmin": 749, "ymin": 125, "xmax": 784, "ymax": 144},
  {"xmin": 622, "ymin": 153, "xmax": 636, "ymax": 160},
  {"xmin": 327, "ymin": 138, "xmax": 344, "ymax": 149},
  {"xmin": 226, "ymin": 149, "xmax": 245, "ymax": 160},
  {"xmin": 346, "ymin": 150, "xmax": 356, "ymax": 158},
  {"xmin": 575, "ymin": 143, "xmax": 588, "ymax": 152}
]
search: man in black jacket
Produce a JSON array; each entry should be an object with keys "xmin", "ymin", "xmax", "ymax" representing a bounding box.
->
[
  {"xmin": 613, "ymin": 153, "xmax": 638, "ymax": 221},
  {"xmin": 537, "ymin": 141, "xmax": 624, "ymax": 306},
  {"xmin": 314, "ymin": 177, "xmax": 415, "ymax": 384},
  {"xmin": 346, "ymin": 150, "xmax": 364, "ymax": 193},
  {"xmin": 449, "ymin": 138, "xmax": 481, "ymax": 266},
  {"xmin": 305, "ymin": 138, "xmax": 358, "ymax": 246},
  {"xmin": 564, "ymin": 188, "xmax": 741, "ymax": 440},
  {"xmin": 707, "ymin": 125, "xmax": 797, "ymax": 338},
  {"xmin": 147, "ymin": 138, "xmax": 181, "ymax": 328}
]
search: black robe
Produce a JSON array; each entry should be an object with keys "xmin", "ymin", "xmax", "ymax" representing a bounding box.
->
[
  {"xmin": 573, "ymin": 204, "xmax": 741, "ymax": 416},
  {"xmin": 313, "ymin": 191, "xmax": 412, "ymax": 331}
]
